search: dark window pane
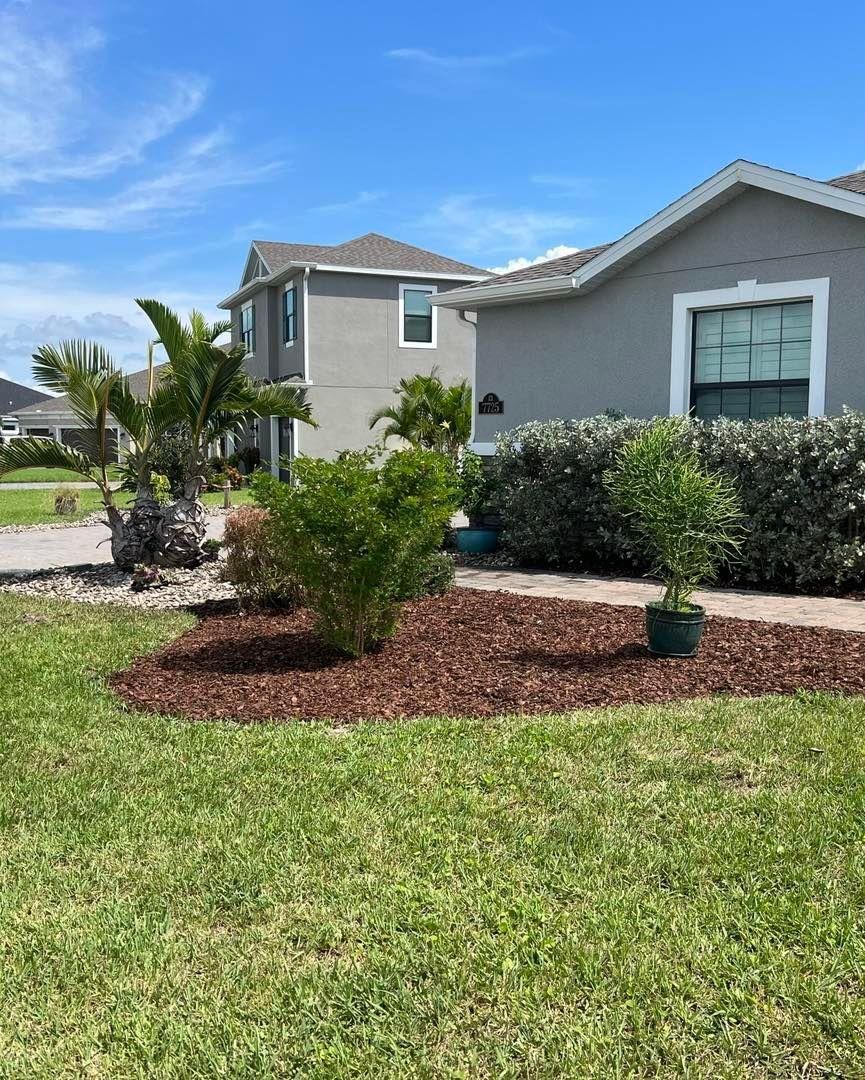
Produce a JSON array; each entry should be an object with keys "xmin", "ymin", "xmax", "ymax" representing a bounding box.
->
[
  {"xmin": 720, "ymin": 388, "xmax": 750, "ymax": 419},
  {"xmin": 750, "ymin": 387, "xmax": 781, "ymax": 419},
  {"xmin": 693, "ymin": 389, "xmax": 722, "ymax": 418},
  {"xmin": 404, "ymin": 314, "xmax": 432, "ymax": 342},
  {"xmin": 780, "ymin": 385, "xmax": 809, "ymax": 417}
]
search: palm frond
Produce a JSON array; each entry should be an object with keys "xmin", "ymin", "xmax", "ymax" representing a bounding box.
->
[
  {"xmin": 31, "ymin": 340, "xmax": 116, "ymax": 393},
  {"xmin": 136, "ymin": 299, "xmax": 190, "ymax": 364},
  {"xmin": 242, "ymin": 382, "xmax": 316, "ymax": 426},
  {"xmin": 207, "ymin": 318, "xmax": 233, "ymax": 343},
  {"xmin": 0, "ymin": 436, "xmax": 96, "ymax": 480}
]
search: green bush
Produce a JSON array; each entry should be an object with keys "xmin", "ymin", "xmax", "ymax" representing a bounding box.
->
[
  {"xmin": 222, "ymin": 506, "xmax": 301, "ymax": 609},
  {"xmin": 458, "ymin": 448, "xmax": 498, "ymax": 525},
  {"xmin": 397, "ymin": 550, "xmax": 456, "ymax": 600},
  {"xmin": 254, "ymin": 449, "xmax": 458, "ymax": 656},
  {"xmin": 496, "ymin": 412, "xmax": 865, "ymax": 592},
  {"xmin": 119, "ymin": 425, "xmax": 196, "ymax": 495},
  {"xmin": 604, "ymin": 419, "xmax": 744, "ymax": 609}
]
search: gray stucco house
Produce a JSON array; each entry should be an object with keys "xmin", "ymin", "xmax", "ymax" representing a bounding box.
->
[
  {"xmin": 218, "ymin": 232, "xmax": 487, "ymax": 468},
  {"xmin": 432, "ymin": 160, "xmax": 865, "ymax": 453}
]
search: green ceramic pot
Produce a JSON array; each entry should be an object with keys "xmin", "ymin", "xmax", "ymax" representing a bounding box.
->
[{"xmin": 645, "ymin": 601, "xmax": 706, "ymax": 657}]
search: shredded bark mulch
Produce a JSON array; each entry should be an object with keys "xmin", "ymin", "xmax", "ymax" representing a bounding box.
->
[{"xmin": 109, "ymin": 588, "xmax": 865, "ymax": 724}]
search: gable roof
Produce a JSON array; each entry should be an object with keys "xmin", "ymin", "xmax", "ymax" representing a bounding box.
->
[
  {"xmin": 0, "ymin": 377, "xmax": 51, "ymax": 415},
  {"xmin": 221, "ymin": 233, "xmax": 488, "ymax": 309},
  {"xmin": 432, "ymin": 160, "xmax": 865, "ymax": 309},
  {"xmin": 17, "ymin": 363, "xmax": 166, "ymax": 417}
]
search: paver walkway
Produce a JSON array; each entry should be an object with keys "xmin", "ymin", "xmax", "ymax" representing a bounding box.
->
[{"xmin": 455, "ymin": 567, "xmax": 865, "ymax": 633}]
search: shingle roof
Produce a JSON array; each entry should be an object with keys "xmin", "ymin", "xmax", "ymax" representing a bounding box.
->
[
  {"xmin": 827, "ymin": 169, "xmax": 865, "ymax": 194},
  {"xmin": 17, "ymin": 363, "xmax": 167, "ymax": 416},
  {"xmin": 0, "ymin": 377, "xmax": 50, "ymax": 414},
  {"xmin": 462, "ymin": 243, "xmax": 613, "ymax": 291},
  {"xmin": 459, "ymin": 165, "xmax": 865, "ymax": 297},
  {"xmin": 254, "ymin": 232, "xmax": 487, "ymax": 277}
]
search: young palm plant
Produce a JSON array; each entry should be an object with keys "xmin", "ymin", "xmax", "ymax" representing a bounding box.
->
[
  {"xmin": 369, "ymin": 370, "xmax": 472, "ymax": 460},
  {"xmin": 0, "ymin": 302, "xmax": 316, "ymax": 569}
]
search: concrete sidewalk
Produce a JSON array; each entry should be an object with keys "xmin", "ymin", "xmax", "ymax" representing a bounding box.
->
[
  {"xmin": 0, "ymin": 517, "xmax": 226, "ymax": 573},
  {"xmin": 455, "ymin": 567, "xmax": 865, "ymax": 633}
]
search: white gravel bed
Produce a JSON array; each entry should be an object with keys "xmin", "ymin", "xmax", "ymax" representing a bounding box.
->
[{"xmin": 0, "ymin": 559, "xmax": 237, "ymax": 609}]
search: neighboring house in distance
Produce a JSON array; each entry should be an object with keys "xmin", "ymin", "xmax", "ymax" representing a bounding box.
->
[
  {"xmin": 0, "ymin": 376, "xmax": 52, "ymax": 443},
  {"xmin": 432, "ymin": 160, "xmax": 865, "ymax": 453},
  {"xmin": 16, "ymin": 363, "xmax": 165, "ymax": 461},
  {"xmin": 217, "ymin": 232, "xmax": 488, "ymax": 469}
]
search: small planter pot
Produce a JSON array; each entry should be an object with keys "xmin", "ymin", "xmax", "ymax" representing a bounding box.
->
[
  {"xmin": 455, "ymin": 527, "xmax": 500, "ymax": 554},
  {"xmin": 645, "ymin": 601, "xmax": 706, "ymax": 658}
]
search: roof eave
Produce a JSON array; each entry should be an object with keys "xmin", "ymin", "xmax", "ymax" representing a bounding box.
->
[{"xmin": 430, "ymin": 274, "xmax": 578, "ymax": 309}]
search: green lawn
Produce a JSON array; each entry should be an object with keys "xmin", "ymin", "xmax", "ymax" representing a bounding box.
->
[
  {"xmin": 1, "ymin": 593, "xmax": 863, "ymax": 1076},
  {"xmin": 0, "ymin": 487, "xmax": 252, "ymax": 526},
  {"xmin": 0, "ymin": 466, "xmax": 122, "ymax": 484}
]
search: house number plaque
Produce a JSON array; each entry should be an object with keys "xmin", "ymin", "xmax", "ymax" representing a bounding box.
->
[{"xmin": 478, "ymin": 393, "xmax": 504, "ymax": 415}]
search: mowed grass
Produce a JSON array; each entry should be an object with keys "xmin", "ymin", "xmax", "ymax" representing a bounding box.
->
[
  {"xmin": 0, "ymin": 467, "xmax": 121, "ymax": 484},
  {"xmin": 0, "ymin": 487, "xmax": 252, "ymax": 526},
  {"xmin": 1, "ymin": 593, "xmax": 864, "ymax": 1077}
]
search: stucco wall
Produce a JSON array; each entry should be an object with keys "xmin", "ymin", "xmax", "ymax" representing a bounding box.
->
[{"xmin": 474, "ymin": 187, "xmax": 865, "ymax": 442}]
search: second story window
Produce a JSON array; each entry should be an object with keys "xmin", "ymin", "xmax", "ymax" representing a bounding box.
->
[
  {"xmin": 240, "ymin": 302, "xmax": 255, "ymax": 355},
  {"xmin": 399, "ymin": 283, "xmax": 437, "ymax": 349},
  {"xmin": 283, "ymin": 286, "xmax": 297, "ymax": 344}
]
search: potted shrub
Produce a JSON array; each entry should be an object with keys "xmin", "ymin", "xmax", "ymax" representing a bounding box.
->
[
  {"xmin": 605, "ymin": 419, "xmax": 743, "ymax": 657},
  {"xmin": 455, "ymin": 449, "xmax": 500, "ymax": 554}
]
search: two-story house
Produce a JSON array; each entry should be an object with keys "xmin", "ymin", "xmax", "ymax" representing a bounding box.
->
[{"xmin": 217, "ymin": 232, "xmax": 488, "ymax": 469}]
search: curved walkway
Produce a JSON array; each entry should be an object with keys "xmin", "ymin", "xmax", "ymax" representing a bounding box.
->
[{"xmin": 455, "ymin": 567, "xmax": 865, "ymax": 633}]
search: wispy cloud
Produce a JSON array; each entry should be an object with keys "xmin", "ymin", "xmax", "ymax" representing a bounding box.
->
[
  {"xmin": 531, "ymin": 174, "xmax": 593, "ymax": 199},
  {"xmin": 4, "ymin": 129, "xmax": 284, "ymax": 232},
  {"xmin": 310, "ymin": 190, "xmax": 384, "ymax": 214},
  {"xmin": 0, "ymin": 11, "xmax": 207, "ymax": 191},
  {"xmin": 385, "ymin": 46, "xmax": 542, "ymax": 70},
  {"xmin": 418, "ymin": 195, "xmax": 592, "ymax": 257},
  {"xmin": 488, "ymin": 244, "xmax": 580, "ymax": 276}
]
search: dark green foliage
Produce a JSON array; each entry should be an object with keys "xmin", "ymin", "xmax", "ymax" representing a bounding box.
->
[
  {"xmin": 458, "ymin": 448, "xmax": 499, "ymax": 524},
  {"xmin": 496, "ymin": 412, "xmax": 865, "ymax": 591},
  {"xmin": 120, "ymin": 425, "xmax": 194, "ymax": 494},
  {"xmin": 254, "ymin": 449, "xmax": 458, "ymax": 656},
  {"xmin": 396, "ymin": 550, "xmax": 456, "ymax": 600}
]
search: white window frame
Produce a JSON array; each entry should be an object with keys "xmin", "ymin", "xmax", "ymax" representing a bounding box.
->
[
  {"xmin": 399, "ymin": 282, "xmax": 437, "ymax": 350},
  {"xmin": 240, "ymin": 299, "xmax": 255, "ymax": 358},
  {"xmin": 669, "ymin": 278, "xmax": 830, "ymax": 417}
]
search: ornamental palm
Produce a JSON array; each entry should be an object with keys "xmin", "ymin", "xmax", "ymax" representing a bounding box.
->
[
  {"xmin": 0, "ymin": 301, "xmax": 315, "ymax": 569},
  {"xmin": 369, "ymin": 370, "xmax": 472, "ymax": 460}
]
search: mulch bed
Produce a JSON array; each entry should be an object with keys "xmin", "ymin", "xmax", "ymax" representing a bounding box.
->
[{"xmin": 109, "ymin": 588, "xmax": 865, "ymax": 724}]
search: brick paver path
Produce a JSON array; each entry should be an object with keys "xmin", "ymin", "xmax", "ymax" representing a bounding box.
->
[{"xmin": 455, "ymin": 567, "xmax": 865, "ymax": 633}]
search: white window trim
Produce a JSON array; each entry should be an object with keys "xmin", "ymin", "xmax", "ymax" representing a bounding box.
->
[
  {"xmin": 241, "ymin": 299, "xmax": 255, "ymax": 359},
  {"xmin": 398, "ymin": 282, "xmax": 437, "ymax": 350},
  {"xmin": 669, "ymin": 277, "xmax": 830, "ymax": 417}
]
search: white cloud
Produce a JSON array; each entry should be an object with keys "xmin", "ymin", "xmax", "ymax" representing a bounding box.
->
[
  {"xmin": 419, "ymin": 195, "xmax": 591, "ymax": 256},
  {"xmin": 531, "ymin": 174, "xmax": 592, "ymax": 198},
  {"xmin": 311, "ymin": 190, "xmax": 384, "ymax": 214},
  {"xmin": 3, "ymin": 130, "xmax": 284, "ymax": 232},
  {"xmin": 0, "ymin": 11, "xmax": 207, "ymax": 191},
  {"xmin": 488, "ymin": 244, "xmax": 580, "ymax": 276},
  {"xmin": 386, "ymin": 46, "xmax": 540, "ymax": 70}
]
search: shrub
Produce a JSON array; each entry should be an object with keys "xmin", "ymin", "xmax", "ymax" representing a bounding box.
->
[
  {"xmin": 458, "ymin": 448, "xmax": 498, "ymax": 525},
  {"xmin": 222, "ymin": 506, "xmax": 300, "ymax": 609},
  {"xmin": 151, "ymin": 472, "xmax": 171, "ymax": 504},
  {"xmin": 53, "ymin": 485, "xmax": 80, "ymax": 515},
  {"xmin": 228, "ymin": 445, "xmax": 261, "ymax": 474},
  {"xmin": 254, "ymin": 449, "xmax": 458, "ymax": 657},
  {"xmin": 397, "ymin": 551, "xmax": 456, "ymax": 600},
  {"xmin": 496, "ymin": 412, "xmax": 865, "ymax": 592},
  {"xmin": 120, "ymin": 425, "xmax": 195, "ymax": 495},
  {"xmin": 604, "ymin": 419, "xmax": 744, "ymax": 608}
]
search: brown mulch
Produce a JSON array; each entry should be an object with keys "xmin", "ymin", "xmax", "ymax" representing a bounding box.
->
[{"xmin": 109, "ymin": 588, "xmax": 865, "ymax": 724}]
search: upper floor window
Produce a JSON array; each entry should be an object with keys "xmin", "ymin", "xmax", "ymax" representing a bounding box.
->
[
  {"xmin": 240, "ymin": 302, "xmax": 255, "ymax": 355},
  {"xmin": 283, "ymin": 285, "xmax": 297, "ymax": 345},
  {"xmin": 691, "ymin": 301, "xmax": 811, "ymax": 420},
  {"xmin": 399, "ymin": 283, "xmax": 437, "ymax": 349}
]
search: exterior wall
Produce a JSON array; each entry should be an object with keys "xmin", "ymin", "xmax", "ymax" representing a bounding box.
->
[
  {"xmin": 473, "ymin": 187, "xmax": 865, "ymax": 443},
  {"xmin": 234, "ymin": 270, "xmax": 477, "ymax": 462}
]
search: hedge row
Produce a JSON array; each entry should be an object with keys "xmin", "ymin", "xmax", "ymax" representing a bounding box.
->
[{"xmin": 494, "ymin": 413, "xmax": 865, "ymax": 592}]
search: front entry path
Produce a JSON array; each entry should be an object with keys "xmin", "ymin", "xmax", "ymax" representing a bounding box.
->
[{"xmin": 455, "ymin": 567, "xmax": 865, "ymax": 633}]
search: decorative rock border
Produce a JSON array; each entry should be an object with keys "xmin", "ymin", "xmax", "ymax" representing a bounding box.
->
[{"xmin": 0, "ymin": 560, "xmax": 237, "ymax": 610}]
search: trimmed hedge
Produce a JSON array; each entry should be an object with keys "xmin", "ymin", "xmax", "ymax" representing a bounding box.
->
[{"xmin": 494, "ymin": 413, "xmax": 865, "ymax": 592}]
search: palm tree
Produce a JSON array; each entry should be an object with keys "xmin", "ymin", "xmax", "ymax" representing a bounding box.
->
[
  {"xmin": 369, "ymin": 370, "xmax": 472, "ymax": 460},
  {"xmin": 0, "ymin": 301, "xmax": 315, "ymax": 569}
]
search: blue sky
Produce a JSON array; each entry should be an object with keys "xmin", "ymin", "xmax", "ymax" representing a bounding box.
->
[{"xmin": 2, "ymin": 0, "xmax": 865, "ymax": 386}]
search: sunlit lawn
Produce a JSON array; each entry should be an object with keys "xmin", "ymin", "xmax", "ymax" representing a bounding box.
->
[
  {"xmin": 2, "ymin": 592, "xmax": 864, "ymax": 1076},
  {"xmin": 0, "ymin": 466, "xmax": 122, "ymax": 484},
  {"xmin": 0, "ymin": 487, "xmax": 252, "ymax": 527}
]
